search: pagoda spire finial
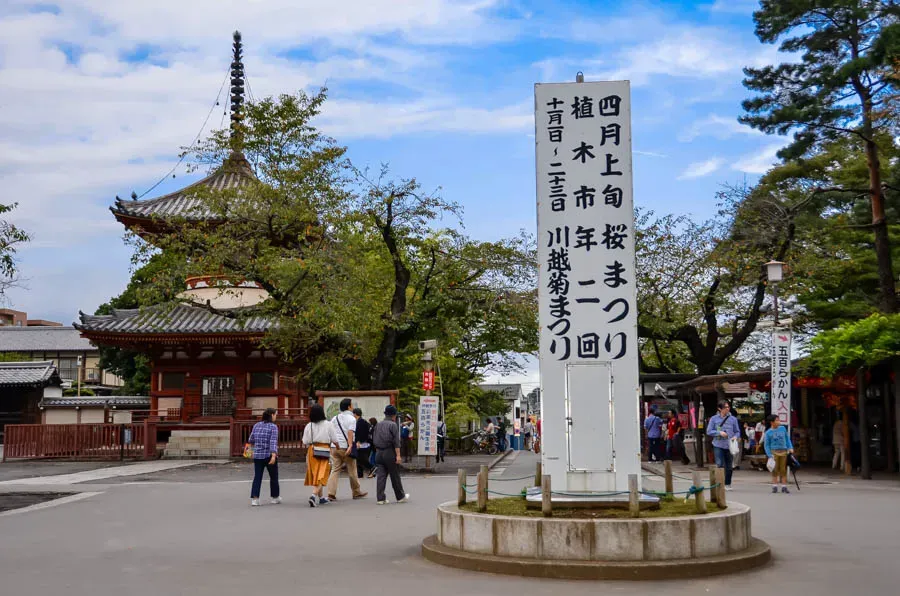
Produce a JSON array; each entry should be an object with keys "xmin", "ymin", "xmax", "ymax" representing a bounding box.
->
[{"xmin": 230, "ymin": 31, "xmax": 245, "ymax": 146}]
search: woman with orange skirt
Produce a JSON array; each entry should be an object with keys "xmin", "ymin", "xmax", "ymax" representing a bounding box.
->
[{"xmin": 302, "ymin": 404, "xmax": 334, "ymax": 508}]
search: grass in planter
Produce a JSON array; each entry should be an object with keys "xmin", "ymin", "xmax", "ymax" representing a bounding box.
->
[{"xmin": 459, "ymin": 497, "xmax": 723, "ymax": 519}]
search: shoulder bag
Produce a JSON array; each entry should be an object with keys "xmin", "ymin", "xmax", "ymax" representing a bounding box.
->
[{"xmin": 335, "ymin": 415, "xmax": 358, "ymax": 459}]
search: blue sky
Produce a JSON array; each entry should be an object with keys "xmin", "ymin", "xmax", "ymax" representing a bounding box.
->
[{"xmin": 1, "ymin": 0, "xmax": 785, "ymax": 383}]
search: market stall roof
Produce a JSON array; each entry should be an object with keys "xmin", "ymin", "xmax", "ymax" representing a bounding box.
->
[{"xmin": 668, "ymin": 370, "xmax": 771, "ymax": 394}]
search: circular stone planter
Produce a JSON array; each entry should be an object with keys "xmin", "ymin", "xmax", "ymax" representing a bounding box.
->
[{"xmin": 422, "ymin": 501, "xmax": 771, "ymax": 580}]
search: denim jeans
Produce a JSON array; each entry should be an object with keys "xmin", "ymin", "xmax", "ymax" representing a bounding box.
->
[
  {"xmin": 250, "ymin": 458, "xmax": 279, "ymax": 499},
  {"xmin": 648, "ymin": 438, "xmax": 662, "ymax": 461},
  {"xmin": 713, "ymin": 447, "xmax": 733, "ymax": 486},
  {"xmin": 665, "ymin": 438, "xmax": 675, "ymax": 460}
]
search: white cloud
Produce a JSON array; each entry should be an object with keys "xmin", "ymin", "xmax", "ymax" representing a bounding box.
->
[
  {"xmin": 731, "ymin": 143, "xmax": 784, "ymax": 174},
  {"xmin": 679, "ymin": 114, "xmax": 763, "ymax": 142},
  {"xmin": 585, "ymin": 27, "xmax": 777, "ymax": 87},
  {"xmin": 678, "ymin": 157, "xmax": 725, "ymax": 180}
]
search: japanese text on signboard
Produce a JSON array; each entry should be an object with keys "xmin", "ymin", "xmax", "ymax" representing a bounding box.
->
[{"xmin": 537, "ymin": 83, "xmax": 636, "ymax": 366}]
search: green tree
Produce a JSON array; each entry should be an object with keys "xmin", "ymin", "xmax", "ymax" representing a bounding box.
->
[
  {"xmin": 0, "ymin": 202, "xmax": 30, "ymax": 297},
  {"xmin": 741, "ymin": 0, "xmax": 900, "ymax": 312},
  {"xmin": 808, "ymin": 313, "xmax": 900, "ymax": 376},
  {"xmin": 0, "ymin": 352, "xmax": 29, "ymax": 362},
  {"xmin": 635, "ymin": 187, "xmax": 798, "ymax": 375},
  {"xmin": 94, "ymin": 252, "xmax": 184, "ymax": 394},
  {"xmin": 129, "ymin": 89, "xmax": 537, "ymax": 390}
]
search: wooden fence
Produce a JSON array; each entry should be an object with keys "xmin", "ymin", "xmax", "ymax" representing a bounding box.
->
[
  {"xmin": 2, "ymin": 419, "xmax": 309, "ymax": 461},
  {"xmin": 1, "ymin": 423, "xmax": 151, "ymax": 461}
]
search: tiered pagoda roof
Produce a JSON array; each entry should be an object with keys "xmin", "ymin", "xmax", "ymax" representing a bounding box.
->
[
  {"xmin": 111, "ymin": 153, "xmax": 255, "ymax": 227},
  {"xmin": 112, "ymin": 31, "xmax": 254, "ymax": 233},
  {"xmin": 75, "ymin": 304, "xmax": 271, "ymax": 346}
]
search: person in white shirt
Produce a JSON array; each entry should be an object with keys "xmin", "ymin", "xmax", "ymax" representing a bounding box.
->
[{"xmin": 326, "ymin": 398, "xmax": 368, "ymax": 501}]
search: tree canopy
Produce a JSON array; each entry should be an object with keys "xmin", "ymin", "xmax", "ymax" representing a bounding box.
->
[
  {"xmin": 742, "ymin": 0, "xmax": 900, "ymax": 312},
  {"xmin": 125, "ymin": 89, "xmax": 538, "ymax": 396},
  {"xmin": 0, "ymin": 202, "xmax": 29, "ymax": 297}
]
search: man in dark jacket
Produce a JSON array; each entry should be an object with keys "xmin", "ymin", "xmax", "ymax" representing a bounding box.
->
[
  {"xmin": 354, "ymin": 408, "xmax": 375, "ymax": 479},
  {"xmin": 372, "ymin": 405, "xmax": 409, "ymax": 505}
]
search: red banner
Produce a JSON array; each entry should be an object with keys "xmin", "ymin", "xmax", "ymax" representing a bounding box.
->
[{"xmin": 422, "ymin": 370, "xmax": 435, "ymax": 391}]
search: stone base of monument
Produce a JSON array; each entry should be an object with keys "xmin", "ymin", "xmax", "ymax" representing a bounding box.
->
[
  {"xmin": 422, "ymin": 501, "xmax": 771, "ymax": 580},
  {"xmin": 523, "ymin": 486, "xmax": 660, "ymax": 509}
]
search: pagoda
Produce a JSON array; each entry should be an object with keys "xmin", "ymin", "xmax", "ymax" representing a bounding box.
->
[{"xmin": 75, "ymin": 32, "xmax": 308, "ymax": 426}]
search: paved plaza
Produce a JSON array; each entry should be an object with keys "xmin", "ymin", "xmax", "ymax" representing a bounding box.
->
[{"xmin": 0, "ymin": 452, "xmax": 897, "ymax": 595}]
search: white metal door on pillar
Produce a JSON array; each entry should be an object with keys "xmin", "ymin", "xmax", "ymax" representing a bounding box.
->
[{"xmin": 566, "ymin": 362, "xmax": 614, "ymax": 472}]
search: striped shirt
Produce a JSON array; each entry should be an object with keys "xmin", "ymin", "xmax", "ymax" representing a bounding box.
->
[{"xmin": 248, "ymin": 421, "xmax": 278, "ymax": 459}]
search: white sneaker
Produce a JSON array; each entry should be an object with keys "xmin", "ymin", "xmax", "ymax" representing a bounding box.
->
[
  {"xmin": 270, "ymin": 497, "xmax": 282, "ymax": 504},
  {"xmin": 724, "ymin": 486, "xmax": 733, "ymax": 492},
  {"xmin": 250, "ymin": 499, "xmax": 260, "ymax": 507},
  {"xmin": 398, "ymin": 494, "xmax": 410, "ymax": 503},
  {"xmin": 377, "ymin": 500, "xmax": 390, "ymax": 505}
]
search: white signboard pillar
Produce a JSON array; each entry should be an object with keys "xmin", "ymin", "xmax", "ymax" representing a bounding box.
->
[
  {"xmin": 418, "ymin": 396, "xmax": 439, "ymax": 456},
  {"xmin": 535, "ymin": 80, "xmax": 640, "ymax": 493},
  {"xmin": 771, "ymin": 331, "xmax": 792, "ymax": 429}
]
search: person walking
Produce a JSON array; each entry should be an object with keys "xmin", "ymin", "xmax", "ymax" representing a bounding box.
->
[
  {"xmin": 436, "ymin": 415, "xmax": 447, "ymax": 463},
  {"xmin": 665, "ymin": 411, "xmax": 681, "ymax": 461},
  {"xmin": 524, "ymin": 418, "xmax": 535, "ymax": 451},
  {"xmin": 832, "ymin": 415, "xmax": 846, "ymax": 471},
  {"xmin": 367, "ymin": 417, "xmax": 378, "ymax": 478},
  {"xmin": 326, "ymin": 398, "xmax": 368, "ymax": 501},
  {"xmin": 707, "ymin": 401, "xmax": 741, "ymax": 491},
  {"xmin": 497, "ymin": 417, "xmax": 508, "ymax": 452},
  {"xmin": 764, "ymin": 414, "xmax": 794, "ymax": 494},
  {"xmin": 643, "ymin": 407, "xmax": 664, "ymax": 462},
  {"xmin": 401, "ymin": 414, "xmax": 415, "ymax": 463},
  {"xmin": 353, "ymin": 408, "xmax": 375, "ymax": 479},
  {"xmin": 302, "ymin": 404, "xmax": 333, "ymax": 507},
  {"xmin": 247, "ymin": 408, "xmax": 280, "ymax": 507},
  {"xmin": 754, "ymin": 420, "xmax": 765, "ymax": 453},
  {"xmin": 373, "ymin": 405, "xmax": 409, "ymax": 505}
]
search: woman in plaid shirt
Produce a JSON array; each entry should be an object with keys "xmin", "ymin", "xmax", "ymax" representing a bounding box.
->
[{"xmin": 248, "ymin": 408, "xmax": 280, "ymax": 507}]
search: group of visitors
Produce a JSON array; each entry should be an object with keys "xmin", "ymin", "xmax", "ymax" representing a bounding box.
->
[
  {"xmin": 707, "ymin": 400, "xmax": 794, "ymax": 494},
  {"xmin": 643, "ymin": 400, "xmax": 798, "ymax": 494},
  {"xmin": 643, "ymin": 406, "xmax": 688, "ymax": 464},
  {"xmin": 246, "ymin": 399, "xmax": 409, "ymax": 508}
]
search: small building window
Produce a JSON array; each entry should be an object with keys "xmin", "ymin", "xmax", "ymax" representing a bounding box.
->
[
  {"xmin": 249, "ymin": 371, "xmax": 275, "ymax": 390},
  {"xmin": 161, "ymin": 372, "xmax": 185, "ymax": 391}
]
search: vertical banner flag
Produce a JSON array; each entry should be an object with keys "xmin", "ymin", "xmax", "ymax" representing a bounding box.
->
[
  {"xmin": 422, "ymin": 370, "xmax": 435, "ymax": 391},
  {"xmin": 771, "ymin": 331, "xmax": 792, "ymax": 428},
  {"xmin": 418, "ymin": 396, "xmax": 439, "ymax": 456},
  {"xmin": 535, "ymin": 80, "xmax": 640, "ymax": 490}
]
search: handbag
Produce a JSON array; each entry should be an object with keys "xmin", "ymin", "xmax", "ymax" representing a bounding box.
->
[
  {"xmin": 312, "ymin": 445, "xmax": 331, "ymax": 460},
  {"xmin": 242, "ymin": 443, "xmax": 253, "ymax": 459},
  {"xmin": 335, "ymin": 415, "xmax": 357, "ymax": 459}
]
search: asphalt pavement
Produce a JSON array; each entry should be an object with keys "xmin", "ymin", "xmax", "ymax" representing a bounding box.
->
[{"xmin": 0, "ymin": 452, "xmax": 898, "ymax": 595}]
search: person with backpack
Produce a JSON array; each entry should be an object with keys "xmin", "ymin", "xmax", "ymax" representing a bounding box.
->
[
  {"xmin": 707, "ymin": 401, "xmax": 741, "ymax": 490},
  {"xmin": 326, "ymin": 398, "xmax": 368, "ymax": 501}
]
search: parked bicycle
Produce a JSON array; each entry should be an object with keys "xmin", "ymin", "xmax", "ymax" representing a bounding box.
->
[{"xmin": 465, "ymin": 430, "xmax": 499, "ymax": 455}]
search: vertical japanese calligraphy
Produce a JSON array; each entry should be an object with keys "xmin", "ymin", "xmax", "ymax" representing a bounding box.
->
[
  {"xmin": 535, "ymin": 80, "xmax": 639, "ymax": 491},
  {"xmin": 771, "ymin": 332, "xmax": 792, "ymax": 428}
]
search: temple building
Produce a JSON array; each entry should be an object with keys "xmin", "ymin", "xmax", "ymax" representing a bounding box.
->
[{"xmin": 74, "ymin": 32, "xmax": 308, "ymax": 427}]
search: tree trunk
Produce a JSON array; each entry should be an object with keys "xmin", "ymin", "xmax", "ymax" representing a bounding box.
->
[{"xmin": 865, "ymin": 138, "xmax": 897, "ymax": 313}]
